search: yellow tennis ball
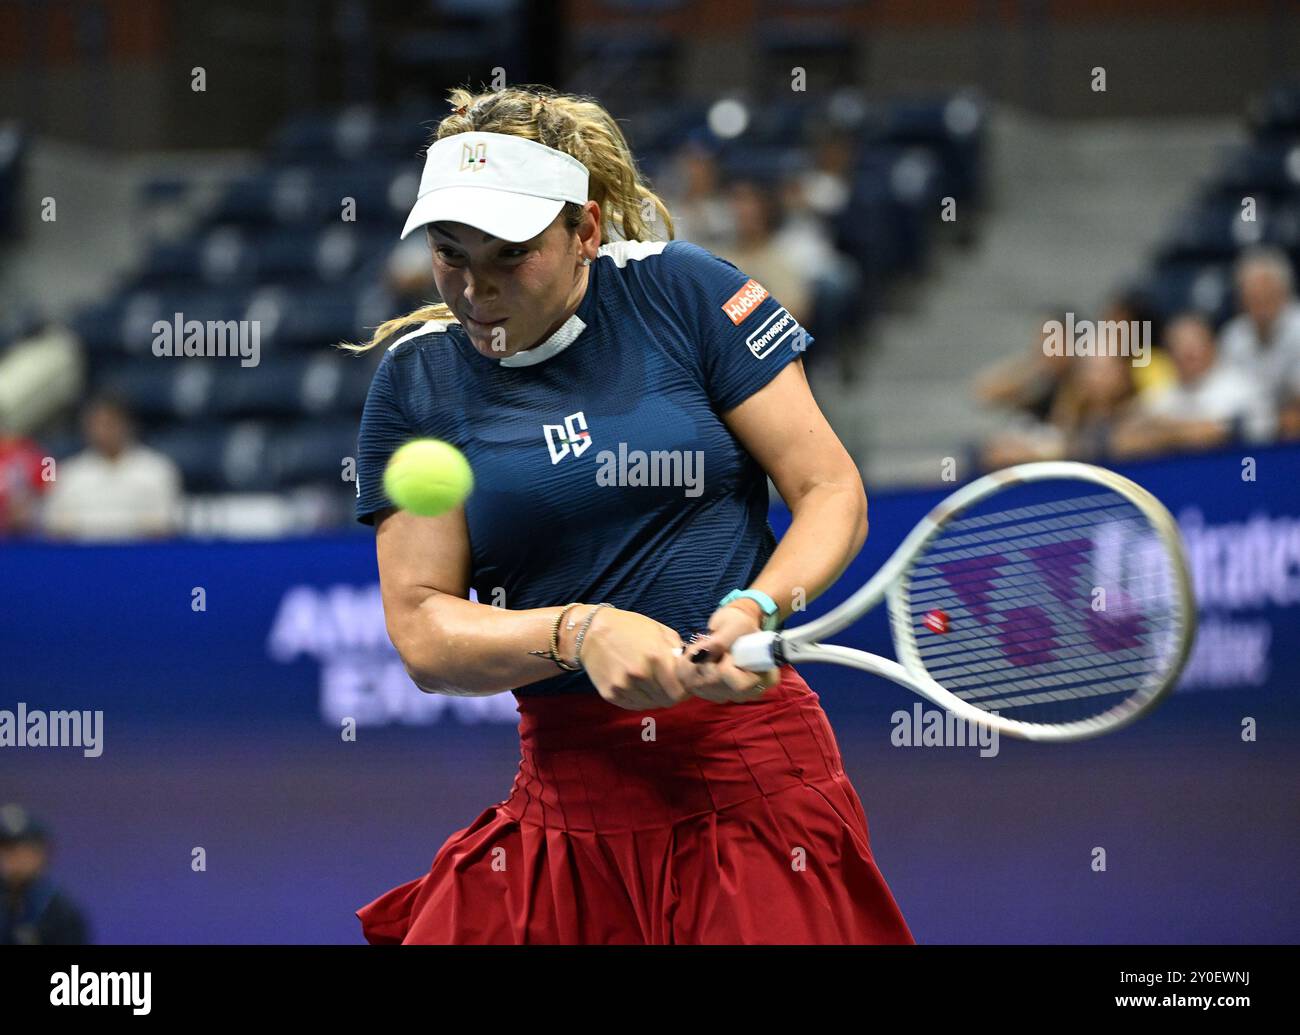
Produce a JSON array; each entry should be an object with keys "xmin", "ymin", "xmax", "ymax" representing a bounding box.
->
[{"xmin": 383, "ymin": 439, "xmax": 474, "ymax": 517}]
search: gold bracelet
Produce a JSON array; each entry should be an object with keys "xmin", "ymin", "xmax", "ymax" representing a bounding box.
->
[
  {"xmin": 527, "ymin": 602, "xmax": 584, "ymax": 672},
  {"xmin": 574, "ymin": 602, "xmax": 613, "ymax": 667}
]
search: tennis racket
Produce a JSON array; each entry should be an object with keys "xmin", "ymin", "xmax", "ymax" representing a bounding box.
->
[{"xmin": 729, "ymin": 461, "xmax": 1197, "ymax": 742}]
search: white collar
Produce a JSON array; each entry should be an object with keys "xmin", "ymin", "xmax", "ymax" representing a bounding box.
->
[{"xmin": 497, "ymin": 311, "xmax": 588, "ymax": 367}]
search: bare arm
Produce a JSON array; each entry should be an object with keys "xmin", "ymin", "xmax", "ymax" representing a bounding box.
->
[
  {"xmin": 374, "ymin": 504, "xmax": 580, "ymax": 695},
  {"xmin": 1110, "ymin": 414, "xmax": 1231, "ymax": 459},
  {"xmin": 715, "ymin": 357, "xmax": 867, "ymax": 625},
  {"xmin": 974, "ymin": 351, "xmax": 1044, "ymax": 407}
]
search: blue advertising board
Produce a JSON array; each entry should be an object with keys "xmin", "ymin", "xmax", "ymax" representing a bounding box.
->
[
  {"xmin": 2, "ymin": 444, "xmax": 1298, "ymax": 944},
  {"xmin": 5, "ymin": 443, "xmax": 1298, "ymax": 725}
]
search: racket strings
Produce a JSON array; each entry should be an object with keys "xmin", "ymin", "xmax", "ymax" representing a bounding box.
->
[
  {"xmin": 909, "ymin": 568, "xmax": 1160, "ymax": 619},
  {"xmin": 933, "ymin": 491, "xmax": 1131, "ymax": 536},
  {"xmin": 925, "ymin": 502, "xmax": 1138, "ymax": 554},
  {"xmin": 901, "ymin": 487, "xmax": 1187, "ymax": 725}
]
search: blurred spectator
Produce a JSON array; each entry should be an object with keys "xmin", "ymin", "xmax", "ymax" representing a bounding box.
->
[
  {"xmin": 1219, "ymin": 247, "xmax": 1300, "ymax": 438},
  {"xmin": 1050, "ymin": 352, "xmax": 1138, "ymax": 460},
  {"xmin": 718, "ymin": 179, "xmax": 812, "ymax": 326},
  {"xmin": 980, "ymin": 351, "xmax": 1136, "ymax": 468},
  {"xmin": 1111, "ymin": 313, "xmax": 1271, "ymax": 459},
  {"xmin": 0, "ymin": 804, "xmax": 89, "ymax": 945},
  {"xmin": 42, "ymin": 396, "xmax": 183, "ymax": 541},
  {"xmin": 974, "ymin": 311, "xmax": 1074, "ymax": 422},
  {"xmin": 775, "ymin": 172, "xmax": 865, "ymax": 375},
  {"xmin": 1101, "ymin": 289, "xmax": 1175, "ymax": 396},
  {"xmin": 0, "ymin": 429, "xmax": 50, "ymax": 536},
  {"xmin": 0, "ymin": 322, "xmax": 85, "ymax": 435},
  {"xmin": 794, "ymin": 127, "xmax": 854, "ymax": 221},
  {"xmin": 383, "ymin": 232, "xmax": 436, "ymax": 316},
  {"xmin": 661, "ymin": 138, "xmax": 734, "ymax": 250}
]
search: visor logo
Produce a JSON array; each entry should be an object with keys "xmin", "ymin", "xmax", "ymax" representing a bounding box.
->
[{"xmin": 459, "ymin": 142, "xmax": 488, "ymax": 171}]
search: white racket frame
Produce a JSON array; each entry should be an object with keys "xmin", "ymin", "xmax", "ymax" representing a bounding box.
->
[{"xmin": 731, "ymin": 461, "xmax": 1197, "ymax": 742}]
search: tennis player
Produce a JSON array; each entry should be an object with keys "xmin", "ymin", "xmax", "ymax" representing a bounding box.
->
[{"xmin": 349, "ymin": 85, "xmax": 913, "ymax": 945}]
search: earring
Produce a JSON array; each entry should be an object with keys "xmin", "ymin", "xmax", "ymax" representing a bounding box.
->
[{"xmin": 581, "ymin": 256, "xmax": 592, "ymax": 266}]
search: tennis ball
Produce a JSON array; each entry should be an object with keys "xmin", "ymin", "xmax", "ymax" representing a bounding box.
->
[{"xmin": 383, "ymin": 439, "xmax": 474, "ymax": 517}]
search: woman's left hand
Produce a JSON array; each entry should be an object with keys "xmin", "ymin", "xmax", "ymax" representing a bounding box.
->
[{"xmin": 675, "ymin": 604, "xmax": 780, "ymax": 703}]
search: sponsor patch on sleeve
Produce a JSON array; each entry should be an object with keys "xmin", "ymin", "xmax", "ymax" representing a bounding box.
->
[
  {"xmin": 745, "ymin": 307, "xmax": 800, "ymax": 359},
  {"xmin": 721, "ymin": 278, "xmax": 769, "ymax": 325}
]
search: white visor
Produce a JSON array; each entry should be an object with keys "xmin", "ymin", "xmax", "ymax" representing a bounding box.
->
[{"xmin": 400, "ymin": 131, "xmax": 590, "ymax": 243}]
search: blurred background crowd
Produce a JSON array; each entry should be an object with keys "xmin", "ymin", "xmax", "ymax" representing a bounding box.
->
[{"xmin": 0, "ymin": 0, "xmax": 1298, "ymax": 542}]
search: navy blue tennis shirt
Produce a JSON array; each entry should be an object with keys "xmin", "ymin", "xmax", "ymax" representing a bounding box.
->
[{"xmin": 355, "ymin": 238, "xmax": 813, "ymax": 696}]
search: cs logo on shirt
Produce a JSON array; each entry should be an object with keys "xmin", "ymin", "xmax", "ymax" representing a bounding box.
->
[{"xmin": 543, "ymin": 411, "xmax": 592, "ymax": 465}]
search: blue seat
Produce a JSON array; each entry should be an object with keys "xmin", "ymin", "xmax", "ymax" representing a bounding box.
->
[
  {"xmin": 272, "ymin": 105, "xmax": 430, "ymax": 162},
  {"xmin": 1214, "ymin": 142, "xmax": 1300, "ymax": 200},
  {"xmin": 143, "ymin": 424, "xmax": 229, "ymax": 492},
  {"xmin": 75, "ymin": 288, "xmax": 252, "ymax": 357},
  {"xmin": 132, "ymin": 224, "xmax": 390, "ymax": 292},
  {"xmin": 136, "ymin": 175, "xmax": 191, "ymax": 207},
  {"xmin": 200, "ymin": 354, "xmax": 372, "ymax": 419},
  {"xmin": 100, "ymin": 362, "xmax": 217, "ymax": 422},
  {"xmin": 840, "ymin": 150, "xmax": 938, "ymax": 278},
  {"xmin": 208, "ymin": 164, "xmax": 404, "ymax": 228},
  {"xmin": 244, "ymin": 286, "xmax": 362, "ymax": 350},
  {"xmin": 1249, "ymin": 81, "xmax": 1300, "ymax": 138},
  {"xmin": 1156, "ymin": 201, "xmax": 1277, "ymax": 263},
  {"xmin": 209, "ymin": 169, "xmax": 285, "ymax": 224},
  {"xmin": 0, "ymin": 121, "xmax": 27, "ymax": 240},
  {"xmin": 205, "ymin": 361, "xmax": 310, "ymax": 419},
  {"xmin": 1139, "ymin": 261, "xmax": 1233, "ymax": 325},
  {"xmin": 622, "ymin": 103, "xmax": 711, "ymax": 154},
  {"xmin": 270, "ymin": 418, "xmax": 362, "ymax": 487},
  {"xmin": 133, "ymin": 238, "xmax": 208, "ymax": 286},
  {"xmin": 72, "ymin": 299, "xmax": 130, "ymax": 351},
  {"xmin": 862, "ymin": 93, "xmax": 986, "ymax": 205},
  {"xmin": 715, "ymin": 144, "xmax": 806, "ymax": 184}
]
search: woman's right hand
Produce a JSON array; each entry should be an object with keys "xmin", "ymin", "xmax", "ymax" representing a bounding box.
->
[{"xmin": 566, "ymin": 606, "xmax": 691, "ymax": 711}]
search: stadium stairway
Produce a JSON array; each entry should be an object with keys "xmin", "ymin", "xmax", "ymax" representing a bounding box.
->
[{"xmin": 814, "ymin": 105, "xmax": 1240, "ymax": 489}]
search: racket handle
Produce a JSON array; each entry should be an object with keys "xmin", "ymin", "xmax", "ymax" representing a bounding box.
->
[{"xmin": 731, "ymin": 631, "xmax": 779, "ymax": 672}]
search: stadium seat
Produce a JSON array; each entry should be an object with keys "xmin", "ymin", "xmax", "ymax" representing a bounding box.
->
[
  {"xmin": 74, "ymin": 288, "xmax": 252, "ymax": 357},
  {"xmin": 207, "ymin": 164, "xmax": 405, "ymax": 228},
  {"xmin": 244, "ymin": 286, "xmax": 363, "ymax": 351},
  {"xmin": 0, "ymin": 120, "xmax": 26, "ymax": 241},
  {"xmin": 1213, "ymin": 141, "xmax": 1300, "ymax": 200},
  {"xmin": 715, "ymin": 144, "xmax": 807, "ymax": 185},
  {"xmin": 1155, "ymin": 201, "xmax": 1273, "ymax": 263},
  {"xmin": 270, "ymin": 418, "xmax": 362, "ymax": 487},
  {"xmin": 1139, "ymin": 260, "xmax": 1234, "ymax": 325},
  {"xmin": 862, "ymin": 93, "xmax": 987, "ymax": 206},
  {"xmin": 143, "ymin": 423, "xmax": 231, "ymax": 492},
  {"xmin": 100, "ymin": 362, "xmax": 217, "ymax": 423},
  {"xmin": 201, "ymin": 355, "xmax": 371, "ymax": 420},
  {"xmin": 1248, "ymin": 81, "xmax": 1300, "ymax": 138}
]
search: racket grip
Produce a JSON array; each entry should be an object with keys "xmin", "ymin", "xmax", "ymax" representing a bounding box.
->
[{"xmin": 731, "ymin": 631, "xmax": 780, "ymax": 672}]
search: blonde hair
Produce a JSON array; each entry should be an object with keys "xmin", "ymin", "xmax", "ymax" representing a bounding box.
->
[{"xmin": 339, "ymin": 84, "xmax": 674, "ymax": 353}]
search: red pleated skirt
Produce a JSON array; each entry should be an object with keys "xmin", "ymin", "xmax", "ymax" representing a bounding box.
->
[{"xmin": 356, "ymin": 664, "xmax": 914, "ymax": 945}]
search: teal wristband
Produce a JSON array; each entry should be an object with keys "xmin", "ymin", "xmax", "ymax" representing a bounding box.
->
[{"xmin": 718, "ymin": 588, "xmax": 779, "ymax": 632}]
